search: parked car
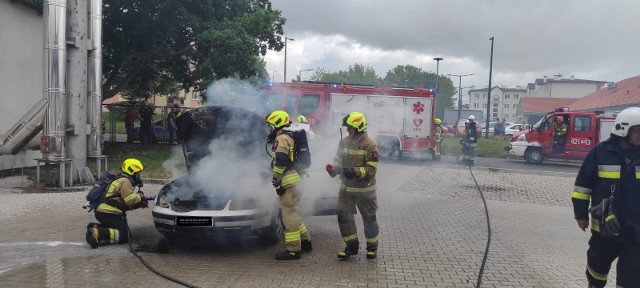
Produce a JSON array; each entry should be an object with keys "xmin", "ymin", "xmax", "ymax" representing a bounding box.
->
[
  {"xmin": 504, "ymin": 123, "xmax": 530, "ymax": 137},
  {"xmin": 152, "ymin": 105, "xmax": 337, "ymax": 249},
  {"xmin": 133, "ymin": 119, "xmax": 169, "ymax": 142}
]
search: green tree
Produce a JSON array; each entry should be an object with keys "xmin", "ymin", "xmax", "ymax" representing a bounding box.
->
[
  {"xmin": 309, "ymin": 63, "xmax": 382, "ymax": 86},
  {"xmin": 102, "ymin": 0, "xmax": 285, "ymax": 100},
  {"xmin": 383, "ymin": 65, "xmax": 455, "ymax": 119}
]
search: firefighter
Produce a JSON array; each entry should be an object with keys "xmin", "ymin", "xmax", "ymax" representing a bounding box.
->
[
  {"xmin": 572, "ymin": 107, "xmax": 640, "ymax": 288},
  {"xmin": 326, "ymin": 112, "xmax": 380, "ymax": 260},
  {"xmin": 265, "ymin": 110, "xmax": 312, "ymax": 260},
  {"xmin": 461, "ymin": 115, "xmax": 478, "ymax": 166},
  {"xmin": 291, "ymin": 114, "xmax": 317, "ymax": 139},
  {"xmin": 553, "ymin": 116, "xmax": 568, "ymax": 153},
  {"xmin": 86, "ymin": 158, "xmax": 148, "ymax": 248},
  {"xmin": 433, "ymin": 118, "xmax": 444, "ymax": 160}
]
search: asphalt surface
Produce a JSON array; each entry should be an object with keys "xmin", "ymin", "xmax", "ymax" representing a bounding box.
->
[{"xmin": 0, "ymin": 157, "xmax": 606, "ymax": 288}]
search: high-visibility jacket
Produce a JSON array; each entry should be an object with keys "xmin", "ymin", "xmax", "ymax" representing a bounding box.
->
[
  {"xmin": 333, "ymin": 132, "xmax": 378, "ymax": 192},
  {"xmin": 465, "ymin": 122, "xmax": 478, "ymax": 146},
  {"xmin": 96, "ymin": 175, "xmax": 141, "ymax": 216},
  {"xmin": 434, "ymin": 125, "xmax": 443, "ymax": 142},
  {"xmin": 554, "ymin": 123, "xmax": 567, "ymax": 136},
  {"xmin": 271, "ymin": 130, "xmax": 301, "ymax": 188},
  {"xmin": 572, "ymin": 137, "xmax": 640, "ymax": 241}
]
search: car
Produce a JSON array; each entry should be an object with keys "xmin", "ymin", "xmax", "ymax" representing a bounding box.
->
[
  {"xmin": 133, "ymin": 119, "xmax": 169, "ymax": 142},
  {"xmin": 152, "ymin": 105, "xmax": 337, "ymax": 249},
  {"xmin": 504, "ymin": 123, "xmax": 530, "ymax": 137}
]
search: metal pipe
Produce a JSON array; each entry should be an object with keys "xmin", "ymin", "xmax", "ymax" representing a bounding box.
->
[
  {"xmin": 41, "ymin": 0, "xmax": 68, "ymax": 160},
  {"xmin": 0, "ymin": 99, "xmax": 48, "ymax": 155},
  {"xmin": 87, "ymin": 0, "xmax": 103, "ymax": 157}
]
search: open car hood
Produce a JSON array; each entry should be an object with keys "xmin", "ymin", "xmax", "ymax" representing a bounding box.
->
[{"xmin": 176, "ymin": 105, "xmax": 268, "ymax": 171}]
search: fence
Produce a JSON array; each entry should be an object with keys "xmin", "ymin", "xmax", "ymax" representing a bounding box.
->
[{"xmin": 102, "ymin": 104, "xmax": 194, "ymax": 144}]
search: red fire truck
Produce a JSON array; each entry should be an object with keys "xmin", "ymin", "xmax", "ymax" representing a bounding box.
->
[
  {"xmin": 259, "ymin": 82, "xmax": 437, "ymax": 159},
  {"xmin": 506, "ymin": 110, "xmax": 615, "ymax": 164}
]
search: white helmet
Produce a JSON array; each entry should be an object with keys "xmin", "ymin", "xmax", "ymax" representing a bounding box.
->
[
  {"xmin": 611, "ymin": 107, "xmax": 640, "ymax": 137},
  {"xmin": 468, "ymin": 115, "xmax": 476, "ymax": 121}
]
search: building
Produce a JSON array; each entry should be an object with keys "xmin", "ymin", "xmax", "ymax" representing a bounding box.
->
[
  {"xmin": 468, "ymin": 86, "xmax": 527, "ymax": 123},
  {"xmin": 515, "ymin": 98, "xmax": 577, "ymax": 125},
  {"xmin": 102, "ymin": 88, "xmax": 204, "ymax": 110},
  {"xmin": 569, "ymin": 75, "xmax": 640, "ymax": 115},
  {"xmin": 527, "ymin": 75, "xmax": 606, "ymax": 98}
]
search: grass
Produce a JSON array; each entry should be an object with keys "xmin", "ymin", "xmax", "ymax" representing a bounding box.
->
[
  {"xmin": 441, "ymin": 135, "xmax": 511, "ymax": 158},
  {"xmin": 88, "ymin": 143, "xmax": 185, "ymax": 179}
]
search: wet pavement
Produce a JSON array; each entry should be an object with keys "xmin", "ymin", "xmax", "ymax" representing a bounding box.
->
[{"xmin": 0, "ymin": 161, "xmax": 609, "ymax": 287}]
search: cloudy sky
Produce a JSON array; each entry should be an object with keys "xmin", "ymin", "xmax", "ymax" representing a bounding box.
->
[{"xmin": 264, "ymin": 0, "xmax": 639, "ymax": 93}]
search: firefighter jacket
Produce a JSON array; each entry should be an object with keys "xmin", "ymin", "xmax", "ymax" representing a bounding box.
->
[
  {"xmin": 271, "ymin": 129, "xmax": 301, "ymax": 189},
  {"xmin": 96, "ymin": 175, "xmax": 142, "ymax": 216},
  {"xmin": 554, "ymin": 122, "xmax": 567, "ymax": 136},
  {"xmin": 465, "ymin": 122, "xmax": 478, "ymax": 147},
  {"xmin": 434, "ymin": 125, "xmax": 443, "ymax": 142},
  {"xmin": 571, "ymin": 137, "xmax": 640, "ymax": 241},
  {"xmin": 333, "ymin": 132, "xmax": 378, "ymax": 193}
]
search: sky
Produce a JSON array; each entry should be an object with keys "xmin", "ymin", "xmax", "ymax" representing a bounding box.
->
[{"xmin": 264, "ymin": 0, "xmax": 640, "ymax": 96}]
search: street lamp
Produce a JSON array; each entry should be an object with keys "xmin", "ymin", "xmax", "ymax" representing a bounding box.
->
[
  {"xmin": 284, "ymin": 37, "xmax": 295, "ymax": 83},
  {"xmin": 485, "ymin": 37, "xmax": 495, "ymax": 139},
  {"xmin": 433, "ymin": 57, "xmax": 443, "ymax": 118},
  {"xmin": 447, "ymin": 73, "xmax": 475, "ymax": 127},
  {"xmin": 298, "ymin": 68, "xmax": 313, "ymax": 82}
]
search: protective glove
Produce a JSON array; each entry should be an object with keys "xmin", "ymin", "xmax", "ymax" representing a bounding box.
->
[
  {"xmin": 341, "ymin": 168, "xmax": 356, "ymax": 179},
  {"xmin": 326, "ymin": 164, "xmax": 338, "ymax": 178},
  {"xmin": 139, "ymin": 197, "xmax": 149, "ymax": 209},
  {"xmin": 271, "ymin": 178, "xmax": 286, "ymax": 196}
]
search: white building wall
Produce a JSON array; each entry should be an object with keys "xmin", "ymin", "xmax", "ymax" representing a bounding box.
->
[
  {"xmin": 468, "ymin": 87, "xmax": 525, "ymax": 123},
  {"xmin": 549, "ymin": 82, "xmax": 601, "ymax": 98},
  {"xmin": 0, "ymin": 3, "xmax": 44, "ymax": 169}
]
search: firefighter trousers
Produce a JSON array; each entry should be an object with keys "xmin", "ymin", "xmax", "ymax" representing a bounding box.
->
[
  {"xmin": 278, "ymin": 185, "xmax": 311, "ymax": 252},
  {"xmin": 434, "ymin": 140, "xmax": 442, "ymax": 157},
  {"xmin": 93, "ymin": 211, "xmax": 129, "ymax": 246},
  {"xmin": 337, "ymin": 189, "xmax": 379, "ymax": 251},
  {"xmin": 586, "ymin": 233, "xmax": 640, "ymax": 288}
]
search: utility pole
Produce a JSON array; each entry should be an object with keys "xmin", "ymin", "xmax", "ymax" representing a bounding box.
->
[
  {"xmin": 284, "ymin": 37, "xmax": 295, "ymax": 83},
  {"xmin": 485, "ymin": 37, "xmax": 495, "ymax": 139},
  {"xmin": 447, "ymin": 73, "xmax": 475, "ymax": 128},
  {"xmin": 433, "ymin": 57, "xmax": 443, "ymax": 118}
]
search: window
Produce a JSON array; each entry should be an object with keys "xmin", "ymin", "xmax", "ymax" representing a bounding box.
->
[
  {"xmin": 191, "ymin": 91, "xmax": 200, "ymax": 100},
  {"xmin": 493, "ymin": 103, "xmax": 499, "ymax": 107},
  {"xmin": 474, "ymin": 103, "xmax": 479, "ymax": 108},
  {"xmin": 504, "ymin": 104, "xmax": 509, "ymax": 108},
  {"xmin": 513, "ymin": 104, "xmax": 517, "ymax": 109},
  {"xmin": 299, "ymin": 94, "xmax": 321, "ymax": 115},
  {"xmin": 483, "ymin": 94, "xmax": 486, "ymax": 98},
  {"xmin": 493, "ymin": 113, "xmax": 498, "ymax": 118},
  {"xmin": 475, "ymin": 93, "xmax": 480, "ymax": 98},
  {"xmin": 574, "ymin": 116, "xmax": 592, "ymax": 132},
  {"xmin": 505, "ymin": 94, "xmax": 511, "ymax": 99},
  {"xmin": 514, "ymin": 94, "xmax": 519, "ymax": 99},
  {"xmin": 482, "ymin": 104, "xmax": 487, "ymax": 108},
  {"xmin": 286, "ymin": 94, "xmax": 298, "ymax": 115},
  {"xmin": 493, "ymin": 108, "xmax": 498, "ymax": 113},
  {"xmin": 265, "ymin": 92, "xmax": 284, "ymax": 113}
]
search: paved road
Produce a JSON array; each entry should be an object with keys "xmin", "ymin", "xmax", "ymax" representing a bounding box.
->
[{"xmin": 0, "ymin": 161, "xmax": 605, "ymax": 287}]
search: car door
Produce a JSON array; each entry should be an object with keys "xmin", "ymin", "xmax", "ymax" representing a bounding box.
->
[{"xmin": 564, "ymin": 114, "xmax": 596, "ymax": 156}]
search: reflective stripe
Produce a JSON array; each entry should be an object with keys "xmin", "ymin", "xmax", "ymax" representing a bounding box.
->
[
  {"xmin": 113, "ymin": 230, "xmax": 119, "ymax": 244},
  {"xmin": 289, "ymin": 147, "xmax": 294, "ymax": 162},
  {"xmin": 281, "ymin": 173, "xmax": 300, "ymax": 186},
  {"xmin": 636, "ymin": 166, "xmax": 640, "ymax": 179},
  {"xmin": 358, "ymin": 167, "xmax": 366, "ymax": 179},
  {"xmin": 592, "ymin": 218, "xmax": 600, "ymax": 232},
  {"xmin": 605, "ymin": 214, "xmax": 616, "ymax": 222},
  {"xmin": 299, "ymin": 224, "xmax": 308, "ymax": 235},
  {"xmin": 123, "ymin": 193, "xmax": 139, "ymax": 206},
  {"xmin": 109, "ymin": 228, "xmax": 116, "ymax": 244},
  {"xmin": 342, "ymin": 149, "xmax": 366, "ymax": 155},
  {"xmin": 366, "ymin": 161, "xmax": 378, "ymax": 168},
  {"xmin": 587, "ymin": 265, "xmax": 608, "ymax": 281},
  {"xmin": 273, "ymin": 166, "xmax": 286, "ymax": 174},
  {"xmin": 573, "ymin": 186, "xmax": 592, "ymax": 194},
  {"xmin": 285, "ymin": 231, "xmax": 301, "ymax": 243},
  {"xmin": 343, "ymin": 234, "xmax": 358, "ymax": 242},
  {"xmin": 572, "ymin": 191, "xmax": 591, "ymax": 200},
  {"xmin": 366, "ymin": 236, "xmax": 378, "ymax": 243},
  {"xmin": 598, "ymin": 165, "xmax": 621, "ymax": 179},
  {"xmin": 341, "ymin": 184, "xmax": 377, "ymax": 192}
]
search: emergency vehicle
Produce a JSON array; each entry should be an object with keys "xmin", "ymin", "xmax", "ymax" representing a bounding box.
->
[
  {"xmin": 259, "ymin": 82, "xmax": 437, "ymax": 159},
  {"xmin": 506, "ymin": 110, "xmax": 615, "ymax": 164}
]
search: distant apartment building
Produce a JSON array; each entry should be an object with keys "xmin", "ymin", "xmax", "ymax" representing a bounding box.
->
[
  {"xmin": 468, "ymin": 86, "xmax": 526, "ymax": 123},
  {"xmin": 102, "ymin": 88, "xmax": 204, "ymax": 109},
  {"xmin": 527, "ymin": 74, "xmax": 606, "ymax": 98}
]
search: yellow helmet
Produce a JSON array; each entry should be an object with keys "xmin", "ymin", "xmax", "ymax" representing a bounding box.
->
[
  {"xmin": 122, "ymin": 158, "xmax": 144, "ymax": 176},
  {"xmin": 266, "ymin": 110, "xmax": 290, "ymax": 129},
  {"xmin": 297, "ymin": 115, "xmax": 309, "ymax": 124},
  {"xmin": 342, "ymin": 112, "xmax": 367, "ymax": 132},
  {"xmin": 434, "ymin": 118, "xmax": 442, "ymax": 125}
]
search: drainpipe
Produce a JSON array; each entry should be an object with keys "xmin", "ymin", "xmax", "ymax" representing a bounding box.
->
[
  {"xmin": 87, "ymin": 0, "xmax": 103, "ymax": 157},
  {"xmin": 41, "ymin": 0, "xmax": 68, "ymax": 160}
]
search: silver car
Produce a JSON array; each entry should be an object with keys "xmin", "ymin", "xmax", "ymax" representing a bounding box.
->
[{"xmin": 152, "ymin": 106, "xmax": 336, "ymax": 250}]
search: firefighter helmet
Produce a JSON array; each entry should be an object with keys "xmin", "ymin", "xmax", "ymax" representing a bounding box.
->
[
  {"xmin": 297, "ymin": 115, "xmax": 309, "ymax": 124},
  {"xmin": 122, "ymin": 158, "xmax": 144, "ymax": 176},
  {"xmin": 266, "ymin": 110, "xmax": 290, "ymax": 129},
  {"xmin": 612, "ymin": 107, "xmax": 640, "ymax": 137},
  {"xmin": 342, "ymin": 112, "xmax": 367, "ymax": 132},
  {"xmin": 468, "ymin": 115, "xmax": 476, "ymax": 121},
  {"xmin": 556, "ymin": 116, "xmax": 564, "ymax": 123},
  {"xmin": 434, "ymin": 118, "xmax": 442, "ymax": 125}
]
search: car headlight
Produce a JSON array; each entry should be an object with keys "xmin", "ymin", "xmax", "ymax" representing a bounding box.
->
[
  {"xmin": 157, "ymin": 194, "xmax": 171, "ymax": 208},
  {"xmin": 517, "ymin": 134, "xmax": 526, "ymax": 142}
]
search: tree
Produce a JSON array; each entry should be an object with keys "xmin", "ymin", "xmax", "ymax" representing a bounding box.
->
[
  {"xmin": 102, "ymin": 0, "xmax": 285, "ymax": 100},
  {"xmin": 309, "ymin": 63, "xmax": 382, "ymax": 86},
  {"xmin": 383, "ymin": 65, "xmax": 455, "ymax": 119}
]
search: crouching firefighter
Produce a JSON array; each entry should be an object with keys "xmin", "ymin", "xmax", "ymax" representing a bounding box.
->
[
  {"xmin": 326, "ymin": 112, "xmax": 380, "ymax": 260},
  {"xmin": 571, "ymin": 107, "xmax": 640, "ymax": 288},
  {"xmin": 86, "ymin": 158, "xmax": 149, "ymax": 248},
  {"xmin": 266, "ymin": 110, "xmax": 312, "ymax": 260}
]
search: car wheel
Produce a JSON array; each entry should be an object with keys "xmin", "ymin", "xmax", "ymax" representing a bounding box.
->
[
  {"xmin": 157, "ymin": 235, "xmax": 177, "ymax": 253},
  {"xmin": 259, "ymin": 206, "xmax": 284, "ymax": 245},
  {"xmin": 378, "ymin": 142, "xmax": 393, "ymax": 158},
  {"xmin": 524, "ymin": 147, "xmax": 544, "ymax": 164}
]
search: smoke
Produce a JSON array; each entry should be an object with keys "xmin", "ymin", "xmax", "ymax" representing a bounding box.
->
[
  {"xmin": 204, "ymin": 78, "xmax": 262, "ymax": 111},
  {"xmin": 161, "ymin": 145, "xmax": 187, "ymax": 180}
]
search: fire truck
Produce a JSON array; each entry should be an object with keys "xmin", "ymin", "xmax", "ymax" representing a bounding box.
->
[
  {"xmin": 506, "ymin": 110, "xmax": 615, "ymax": 164},
  {"xmin": 259, "ymin": 82, "xmax": 437, "ymax": 159}
]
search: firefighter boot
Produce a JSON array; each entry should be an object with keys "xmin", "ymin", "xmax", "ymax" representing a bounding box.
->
[
  {"xmin": 275, "ymin": 250, "xmax": 301, "ymax": 260},
  {"xmin": 85, "ymin": 227, "xmax": 100, "ymax": 249},
  {"xmin": 337, "ymin": 242, "xmax": 359, "ymax": 259},
  {"xmin": 366, "ymin": 249, "xmax": 377, "ymax": 259},
  {"xmin": 301, "ymin": 240, "xmax": 313, "ymax": 252}
]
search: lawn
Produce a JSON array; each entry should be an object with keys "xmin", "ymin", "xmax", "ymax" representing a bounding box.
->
[
  {"xmin": 441, "ymin": 134, "xmax": 511, "ymax": 158},
  {"xmin": 90, "ymin": 143, "xmax": 185, "ymax": 179}
]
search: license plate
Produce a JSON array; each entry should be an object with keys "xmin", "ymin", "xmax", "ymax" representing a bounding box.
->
[{"xmin": 175, "ymin": 216, "xmax": 213, "ymax": 227}]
